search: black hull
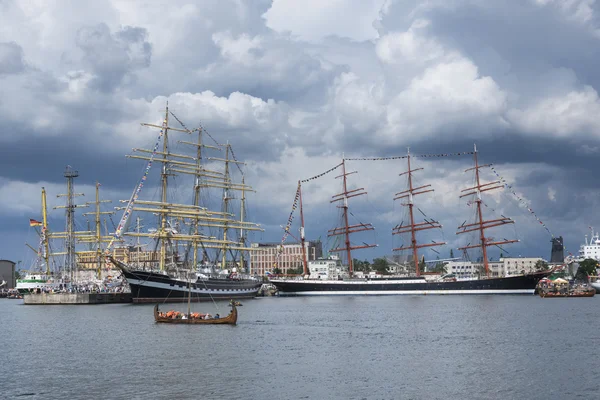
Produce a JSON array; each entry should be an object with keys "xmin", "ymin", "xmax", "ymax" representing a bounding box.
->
[
  {"xmin": 113, "ymin": 261, "xmax": 261, "ymax": 303},
  {"xmin": 270, "ymin": 271, "xmax": 552, "ymax": 296}
]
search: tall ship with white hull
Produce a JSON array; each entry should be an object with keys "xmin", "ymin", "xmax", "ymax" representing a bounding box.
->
[
  {"xmin": 270, "ymin": 146, "xmax": 552, "ymax": 295},
  {"xmin": 109, "ymin": 105, "xmax": 263, "ymax": 303}
]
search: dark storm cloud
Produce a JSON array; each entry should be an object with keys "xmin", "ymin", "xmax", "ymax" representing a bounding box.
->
[
  {"xmin": 405, "ymin": 1, "xmax": 600, "ymax": 100},
  {"xmin": 0, "ymin": 41, "xmax": 24, "ymax": 74},
  {"xmin": 2, "ymin": 0, "xmax": 600, "ymax": 265},
  {"xmin": 76, "ymin": 23, "xmax": 152, "ymax": 91}
]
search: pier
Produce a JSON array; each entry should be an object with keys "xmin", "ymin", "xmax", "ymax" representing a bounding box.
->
[{"xmin": 23, "ymin": 292, "xmax": 131, "ymax": 305}]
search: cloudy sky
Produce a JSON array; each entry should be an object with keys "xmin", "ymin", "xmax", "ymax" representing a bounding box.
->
[{"xmin": 2, "ymin": 0, "xmax": 599, "ymax": 269}]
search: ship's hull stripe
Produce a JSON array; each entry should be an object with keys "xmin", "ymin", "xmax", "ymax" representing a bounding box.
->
[
  {"xmin": 278, "ymin": 289, "xmax": 533, "ymax": 296},
  {"xmin": 270, "ymin": 271, "xmax": 550, "ymax": 295},
  {"xmin": 127, "ymin": 277, "xmax": 260, "ymax": 296}
]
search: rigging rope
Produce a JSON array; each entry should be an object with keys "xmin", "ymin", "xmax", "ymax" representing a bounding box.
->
[
  {"xmin": 300, "ymin": 162, "xmax": 343, "ymax": 182},
  {"xmin": 109, "ymin": 118, "xmax": 166, "ymax": 251},
  {"xmin": 489, "ymin": 165, "xmax": 554, "ymax": 238}
]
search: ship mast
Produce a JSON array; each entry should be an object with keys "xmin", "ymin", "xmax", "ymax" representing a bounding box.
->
[
  {"xmin": 328, "ymin": 159, "xmax": 376, "ymax": 276},
  {"xmin": 54, "ymin": 166, "xmax": 87, "ymax": 282},
  {"xmin": 239, "ymin": 175, "xmax": 246, "ymax": 271},
  {"xmin": 456, "ymin": 144, "xmax": 519, "ymax": 276},
  {"xmin": 136, "ymin": 217, "xmax": 142, "ymax": 261},
  {"xmin": 81, "ymin": 183, "xmax": 115, "ymax": 279},
  {"xmin": 121, "ymin": 106, "xmax": 263, "ymax": 272},
  {"xmin": 221, "ymin": 143, "xmax": 231, "ymax": 270},
  {"xmin": 41, "ymin": 187, "xmax": 50, "ymax": 274},
  {"xmin": 159, "ymin": 106, "xmax": 170, "ymax": 270},
  {"xmin": 392, "ymin": 148, "xmax": 446, "ymax": 276},
  {"xmin": 299, "ymin": 182, "xmax": 308, "ymax": 275},
  {"xmin": 178, "ymin": 126, "xmax": 221, "ymax": 268}
]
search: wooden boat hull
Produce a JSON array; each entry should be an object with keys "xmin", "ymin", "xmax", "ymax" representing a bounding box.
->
[
  {"xmin": 539, "ymin": 291, "xmax": 595, "ymax": 298},
  {"xmin": 154, "ymin": 304, "xmax": 238, "ymax": 325}
]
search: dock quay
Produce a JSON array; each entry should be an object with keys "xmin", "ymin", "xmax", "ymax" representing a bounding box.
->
[{"xmin": 23, "ymin": 292, "xmax": 132, "ymax": 305}]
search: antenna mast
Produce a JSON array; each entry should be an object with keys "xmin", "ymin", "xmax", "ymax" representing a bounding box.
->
[
  {"xmin": 328, "ymin": 159, "xmax": 376, "ymax": 276},
  {"xmin": 392, "ymin": 148, "xmax": 446, "ymax": 276},
  {"xmin": 456, "ymin": 144, "xmax": 519, "ymax": 276},
  {"xmin": 55, "ymin": 166, "xmax": 86, "ymax": 282}
]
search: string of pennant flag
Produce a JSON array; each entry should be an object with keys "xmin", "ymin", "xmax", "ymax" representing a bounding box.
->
[
  {"xmin": 300, "ymin": 162, "xmax": 343, "ymax": 183},
  {"xmin": 114, "ymin": 120, "xmax": 166, "ymax": 238},
  {"xmin": 279, "ymin": 152, "xmax": 475, "ymax": 249},
  {"xmin": 279, "ymin": 162, "xmax": 344, "ymax": 255},
  {"xmin": 489, "ymin": 165, "xmax": 554, "ymax": 238},
  {"xmin": 345, "ymin": 151, "xmax": 474, "ymax": 161},
  {"xmin": 280, "ymin": 182, "xmax": 302, "ymax": 250}
]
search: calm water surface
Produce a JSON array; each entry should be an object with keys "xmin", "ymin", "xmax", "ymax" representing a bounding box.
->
[{"xmin": 2, "ymin": 296, "xmax": 599, "ymax": 399}]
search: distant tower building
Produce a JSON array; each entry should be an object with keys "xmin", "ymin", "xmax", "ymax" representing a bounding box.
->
[
  {"xmin": 0, "ymin": 260, "xmax": 16, "ymax": 289},
  {"xmin": 550, "ymin": 236, "xmax": 564, "ymax": 263}
]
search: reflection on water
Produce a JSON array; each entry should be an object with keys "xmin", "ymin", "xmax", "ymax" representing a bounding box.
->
[{"xmin": 2, "ymin": 296, "xmax": 598, "ymax": 399}]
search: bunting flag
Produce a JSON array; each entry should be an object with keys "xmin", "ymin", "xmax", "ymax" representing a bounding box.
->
[
  {"xmin": 345, "ymin": 152, "xmax": 474, "ymax": 161},
  {"xmin": 300, "ymin": 162, "xmax": 343, "ymax": 183},
  {"xmin": 489, "ymin": 165, "xmax": 554, "ymax": 237},
  {"xmin": 279, "ymin": 182, "xmax": 302, "ymax": 252},
  {"xmin": 29, "ymin": 218, "xmax": 42, "ymax": 227},
  {"xmin": 114, "ymin": 120, "xmax": 166, "ymax": 239}
]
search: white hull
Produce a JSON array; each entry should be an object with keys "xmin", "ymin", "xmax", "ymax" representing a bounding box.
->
[{"xmin": 16, "ymin": 281, "xmax": 63, "ymax": 293}]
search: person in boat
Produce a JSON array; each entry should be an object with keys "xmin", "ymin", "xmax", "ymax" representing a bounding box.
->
[
  {"xmin": 214, "ymin": 313, "xmax": 220, "ymax": 319},
  {"xmin": 204, "ymin": 313, "xmax": 212, "ymax": 320}
]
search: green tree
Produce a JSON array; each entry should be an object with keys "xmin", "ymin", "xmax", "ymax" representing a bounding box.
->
[
  {"xmin": 353, "ymin": 259, "xmax": 372, "ymax": 272},
  {"xmin": 363, "ymin": 259, "xmax": 371, "ymax": 272},
  {"xmin": 287, "ymin": 265, "xmax": 304, "ymax": 275},
  {"xmin": 273, "ymin": 267, "xmax": 283, "ymax": 275},
  {"xmin": 372, "ymin": 258, "xmax": 389, "ymax": 274},
  {"xmin": 534, "ymin": 260, "xmax": 549, "ymax": 271},
  {"xmin": 432, "ymin": 263, "xmax": 448, "ymax": 274},
  {"xmin": 575, "ymin": 258, "xmax": 598, "ymax": 281}
]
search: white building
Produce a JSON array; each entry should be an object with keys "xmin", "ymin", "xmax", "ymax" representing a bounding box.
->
[
  {"xmin": 499, "ymin": 257, "xmax": 543, "ymax": 276},
  {"xmin": 444, "ymin": 258, "xmax": 543, "ymax": 278},
  {"xmin": 308, "ymin": 255, "xmax": 344, "ymax": 279}
]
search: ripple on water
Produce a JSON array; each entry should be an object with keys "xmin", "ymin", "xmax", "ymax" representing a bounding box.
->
[{"xmin": 2, "ymin": 296, "xmax": 599, "ymax": 399}]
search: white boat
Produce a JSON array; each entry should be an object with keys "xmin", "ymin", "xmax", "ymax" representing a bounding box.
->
[
  {"xmin": 16, "ymin": 272, "xmax": 65, "ymax": 294},
  {"xmin": 575, "ymin": 228, "xmax": 600, "ymax": 292},
  {"xmin": 590, "ymin": 276, "xmax": 600, "ymax": 293},
  {"xmin": 577, "ymin": 227, "xmax": 600, "ymax": 261}
]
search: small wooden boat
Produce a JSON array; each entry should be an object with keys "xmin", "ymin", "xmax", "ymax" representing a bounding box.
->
[
  {"xmin": 539, "ymin": 289, "xmax": 596, "ymax": 298},
  {"xmin": 154, "ymin": 300, "xmax": 241, "ymax": 325}
]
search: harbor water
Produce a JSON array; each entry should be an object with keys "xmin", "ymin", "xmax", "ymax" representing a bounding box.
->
[{"xmin": 2, "ymin": 296, "xmax": 599, "ymax": 399}]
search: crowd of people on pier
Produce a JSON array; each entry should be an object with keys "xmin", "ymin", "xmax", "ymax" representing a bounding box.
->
[{"xmin": 26, "ymin": 283, "xmax": 129, "ymax": 295}]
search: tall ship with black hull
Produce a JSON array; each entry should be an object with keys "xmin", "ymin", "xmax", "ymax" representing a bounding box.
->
[
  {"xmin": 109, "ymin": 105, "xmax": 263, "ymax": 303},
  {"xmin": 270, "ymin": 146, "xmax": 552, "ymax": 295}
]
